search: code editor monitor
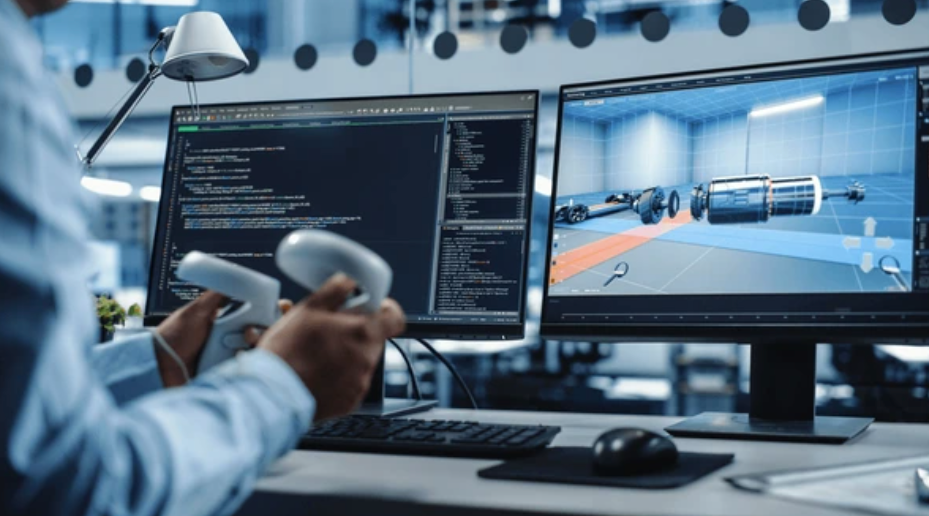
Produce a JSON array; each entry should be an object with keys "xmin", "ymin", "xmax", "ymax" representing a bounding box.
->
[{"xmin": 147, "ymin": 91, "xmax": 538, "ymax": 341}]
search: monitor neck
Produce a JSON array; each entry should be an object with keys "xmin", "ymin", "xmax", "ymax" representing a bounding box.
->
[{"xmin": 749, "ymin": 342, "xmax": 816, "ymax": 422}]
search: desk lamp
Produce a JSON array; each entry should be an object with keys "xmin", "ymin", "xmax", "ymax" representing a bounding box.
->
[{"xmin": 79, "ymin": 11, "xmax": 248, "ymax": 169}]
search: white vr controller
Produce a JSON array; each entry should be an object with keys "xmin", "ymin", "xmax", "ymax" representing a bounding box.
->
[{"xmin": 176, "ymin": 229, "xmax": 393, "ymax": 375}]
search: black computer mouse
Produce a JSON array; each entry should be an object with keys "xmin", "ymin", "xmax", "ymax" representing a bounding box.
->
[{"xmin": 591, "ymin": 428, "xmax": 679, "ymax": 476}]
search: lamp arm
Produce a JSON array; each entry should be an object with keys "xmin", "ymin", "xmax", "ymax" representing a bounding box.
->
[
  {"xmin": 149, "ymin": 26, "xmax": 175, "ymax": 67},
  {"xmin": 81, "ymin": 68, "xmax": 162, "ymax": 170},
  {"xmin": 80, "ymin": 26, "xmax": 174, "ymax": 170}
]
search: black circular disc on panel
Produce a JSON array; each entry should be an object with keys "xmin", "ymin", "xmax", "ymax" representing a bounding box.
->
[
  {"xmin": 434, "ymin": 31, "xmax": 458, "ymax": 60},
  {"xmin": 883, "ymin": 0, "xmax": 917, "ymax": 25},
  {"xmin": 243, "ymin": 48, "xmax": 260, "ymax": 74},
  {"xmin": 126, "ymin": 58, "xmax": 146, "ymax": 82},
  {"xmin": 75, "ymin": 64, "xmax": 94, "ymax": 88},
  {"xmin": 500, "ymin": 24, "xmax": 529, "ymax": 54},
  {"xmin": 641, "ymin": 11, "xmax": 671, "ymax": 42},
  {"xmin": 353, "ymin": 39, "xmax": 377, "ymax": 66},
  {"xmin": 569, "ymin": 18, "xmax": 597, "ymax": 48},
  {"xmin": 294, "ymin": 44, "xmax": 318, "ymax": 70},
  {"xmin": 798, "ymin": 0, "xmax": 831, "ymax": 31},
  {"xmin": 719, "ymin": 4, "xmax": 750, "ymax": 37}
]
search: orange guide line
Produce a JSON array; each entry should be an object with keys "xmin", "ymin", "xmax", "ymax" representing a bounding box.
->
[{"xmin": 550, "ymin": 212, "xmax": 693, "ymax": 285}]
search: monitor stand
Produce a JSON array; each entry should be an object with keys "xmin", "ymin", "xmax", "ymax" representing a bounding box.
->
[
  {"xmin": 665, "ymin": 342, "xmax": 873, "ymax": 444},
  {"xmin": 353, "ymin": 347, "xmax": 437, "ymax": 418}
]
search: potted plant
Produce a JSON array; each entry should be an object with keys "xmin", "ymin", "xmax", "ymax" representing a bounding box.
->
[{"xmin": 95, "ymin": 296, "xmax": 142, "ymax": 343}]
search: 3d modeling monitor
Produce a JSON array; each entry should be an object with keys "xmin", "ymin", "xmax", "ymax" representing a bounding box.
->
[
  {"xmin": 543, "ymin": 49, "xmax": 929, "ymax": 344},
  {"xmin": 146, "ymin": 91, "xmax": 538, "ymax": 340}
]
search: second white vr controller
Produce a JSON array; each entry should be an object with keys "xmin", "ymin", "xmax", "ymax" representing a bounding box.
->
[{"xmin": 176, "ymin": 229, "xmax": 393, "ymax": 375}]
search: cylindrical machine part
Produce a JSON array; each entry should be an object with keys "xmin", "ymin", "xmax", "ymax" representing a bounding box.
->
[
  {"xmin": 769, "ymin": 176, "xmax": 822, "ymax": 218},
  {"xmin": 697, "ymin": 175, "xmax": 823, "ymax": 224}
]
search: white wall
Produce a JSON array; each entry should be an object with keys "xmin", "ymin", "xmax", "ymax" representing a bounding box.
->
[{"xmin": 604, "ymin": 111, "xmax": 692, "ymax": 191}]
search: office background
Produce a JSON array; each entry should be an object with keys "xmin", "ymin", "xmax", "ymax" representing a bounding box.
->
[{"xmin": 49, "ymin": 0, "xmax": 929, "ymax": 421}]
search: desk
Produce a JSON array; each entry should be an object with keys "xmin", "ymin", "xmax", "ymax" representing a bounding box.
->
[{"xmin": 238, "ymin": 409, "xmax": 929, "ymax": 516}]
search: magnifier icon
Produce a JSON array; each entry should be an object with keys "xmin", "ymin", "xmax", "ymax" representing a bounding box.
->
[
  {"xmin": 603, "ymin": 262, "xmax": 630, "ymax": 287},
  {"xmin": 879, "ymin": 255, "xmax": 909, "ymax": 292}
]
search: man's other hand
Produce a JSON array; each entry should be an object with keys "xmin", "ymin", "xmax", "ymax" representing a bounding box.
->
[
  {"xmin": 154, "ymin": 293, "xmax": 293, "ymax": 387},
  {"xmin": 154, "ymin": 291, "xmax": 227, "ymax": 388}
]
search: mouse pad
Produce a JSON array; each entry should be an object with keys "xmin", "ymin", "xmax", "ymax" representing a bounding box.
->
[{"xmin": 478, "ymin": 447, "xmax": 734, "ymax": 489}]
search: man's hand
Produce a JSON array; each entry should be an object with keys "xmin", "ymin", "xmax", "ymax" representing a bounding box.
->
[
  {"xmin": 256, "ymin": 274, "xmax": 406, "ymax": 422},
  {"xmin": 155, "ymin": 291, "xmax": 227, "ymax": 388},
  {"xmin": 155, "ymin": 293, "xmax": 293, "ymax": 388}
]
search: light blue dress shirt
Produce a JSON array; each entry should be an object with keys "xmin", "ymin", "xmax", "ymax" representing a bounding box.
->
[{"xmin": 0, "ymin": 1, "xmax": 316, "ymax": 515}]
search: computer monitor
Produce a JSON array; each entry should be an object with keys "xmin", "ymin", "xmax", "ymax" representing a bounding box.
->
[
  {"xmin": 543, "ymin": 49, "xmax": 929, "ymax": 443},
  {"xmin": 146, "ymin": 91, "xmax": 539, "ymax": 413}
]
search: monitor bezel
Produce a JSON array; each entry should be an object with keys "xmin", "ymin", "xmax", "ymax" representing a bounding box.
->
[
  {"xmin": 542, "ymin": 48, "xmax": 929, "ymax": 344},
  {"xmin": 144, "ymin": 89, "xmax": 541, "ymax": 341}
]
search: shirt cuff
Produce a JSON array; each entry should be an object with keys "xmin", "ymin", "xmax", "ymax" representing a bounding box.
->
[
  {"xmin": 203, "ymin": 348, "xmax": 316, "ymax": 435},
  {"xmin": 90, "ymin": 332, "xmax": 165, "ymax": 405}
]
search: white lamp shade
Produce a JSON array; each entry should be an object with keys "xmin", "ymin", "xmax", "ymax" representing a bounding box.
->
[{"xmin": 161, "ymin": 12, "xmax": 249, "ymax": 82}]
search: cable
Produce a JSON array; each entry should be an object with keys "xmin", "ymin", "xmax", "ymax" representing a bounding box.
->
[
  {"xmin": 388, "ymin": 338, "xmax": 422, "ymax": 400},
  {"xmin": 149, "ymin": 329, "xmax": 190, "ymax": 385},
  {"xmin": 415, "ymin": 338, "xmax": 478, "ymax": 410}
]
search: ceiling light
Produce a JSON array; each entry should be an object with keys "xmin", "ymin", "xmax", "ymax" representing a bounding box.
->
[
  {"xmin": 750, "ymin": 95, "xmax": 824, "ymax": 118},
  {"xmin": 81, "ymin": 177, "xmax": 133, "ymax": 197},
  {"xmin": 535, "ymin": 175, "xmax": 553, "ymax": 196},
  {"xmin": 140, "ymin": 186, "xmax": 162, "ymax": 202},
  {"xmin": 825, "ymin": 0, "xmax": 850, "ymax": 23}
]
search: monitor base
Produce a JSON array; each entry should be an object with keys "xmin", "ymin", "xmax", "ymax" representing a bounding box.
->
[
  {"xmin": 665, "ymin": 412, "xmax": 873, "ymax": 444},
  {"xmin": 358, "ymin": 346, "xmax": 437, "ymax": 418},
  {"xmin": 666, "ymin": 343, "xmax": 874, "ymax": 444},
  {"xmin": 353, "ymin": 398, "xmax": 438, "ymax": 418}
]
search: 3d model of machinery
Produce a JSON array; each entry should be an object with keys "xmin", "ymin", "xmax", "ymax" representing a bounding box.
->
[
  {"xmin": 690, "ymin": 175, "xmax": 866, "ymax": 225},
  {"xmin": 554, "ymin": 187, "xmax": 681, "ymax": 225}
]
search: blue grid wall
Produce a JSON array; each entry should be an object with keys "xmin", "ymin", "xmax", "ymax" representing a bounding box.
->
[
  {"xmin": 821, "ymin": 79, "xmax": 917, "ymax": 177},
  {"xmin": 559, "ymin": 116, "xmax": 607, "ymax": 196}
]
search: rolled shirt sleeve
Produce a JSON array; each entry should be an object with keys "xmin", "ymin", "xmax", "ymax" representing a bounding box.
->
[{"xmin": 91, "ymin": 333, "xmax": 165, "ymax": 405}]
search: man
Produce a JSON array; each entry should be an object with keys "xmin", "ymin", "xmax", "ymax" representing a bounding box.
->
[{"xmin": 0, "ymin": 0, "xmax": 406, "ymax": 515}]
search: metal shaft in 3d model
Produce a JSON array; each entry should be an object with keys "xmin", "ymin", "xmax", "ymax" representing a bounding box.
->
[{"xmin": 690, "ymin": 175, "xmax": 866, "ymax": 225}]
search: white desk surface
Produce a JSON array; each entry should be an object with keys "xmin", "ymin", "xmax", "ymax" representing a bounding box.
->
[{"xmin": 241, "ymin": 409, "xmax": 929, "ymax": 516}]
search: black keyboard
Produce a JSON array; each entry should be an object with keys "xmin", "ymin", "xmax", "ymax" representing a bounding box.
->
[{"xmin": 299, "ymin": 416, "xmax": 561, "ymax": 458}]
